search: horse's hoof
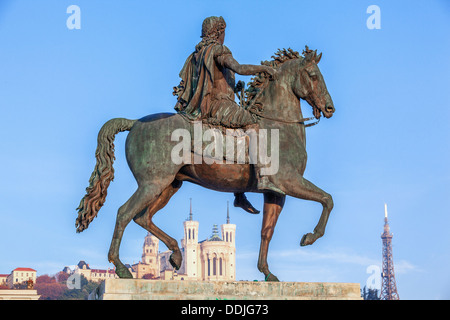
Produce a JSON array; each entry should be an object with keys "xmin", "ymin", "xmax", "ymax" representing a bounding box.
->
[
  {"xmin": 300, "ymin": 233, "xmax": 316, "ymax": 246},
  {"xmin": 169, "ymin": 250, "xmax": 182, "ymax": 270},
  {"xmin": 265, "ymin": 273, "xmax": 279, "ymax": 282}
]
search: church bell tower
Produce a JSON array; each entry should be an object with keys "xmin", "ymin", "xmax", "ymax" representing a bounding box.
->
[
  {"xmin": 183, "ymin": 198, "xmax": 199, "ymax": 278},
  {"xmin": 141, "ymin": 232, "xmax": 159, "ymax": 277},
  {"xmin": 221, "ymin": 201, "xmax": 236, "ymax": 280}
]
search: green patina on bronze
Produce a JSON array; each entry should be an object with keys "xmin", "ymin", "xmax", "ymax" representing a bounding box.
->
[{"xmin": 76, "ymin": 17, "xmax": 335, "ymax": 281}]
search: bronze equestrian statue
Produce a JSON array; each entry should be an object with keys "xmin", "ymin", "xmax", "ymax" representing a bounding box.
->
[{"xmin": 76, "ymin": 16, "xmax": 335, "ymax": 282}]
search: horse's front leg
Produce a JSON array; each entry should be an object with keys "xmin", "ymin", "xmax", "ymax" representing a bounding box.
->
[
  {"xmin": 286, "ymin": 177, "xmax": 334, "ymax": 246},
  {"xmin": 257, "ymin": 192, "xmax": 285, "ymax": 282}
]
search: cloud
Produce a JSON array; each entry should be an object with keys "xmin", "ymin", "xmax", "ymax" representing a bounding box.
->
[
  {"xmin": 236, "ymin": 246, "xmax": 420, "ymax": 283},
  {"xmin": 394, "ymin": 259, "xmax": 421, "ymax": 274},
  {"xmin": 276, "ymin": 248, "xmax": 378, "ymax": 266},
  {"xmin": 238, "ymin": 247, "xmax": 379, "ymax": 267}
]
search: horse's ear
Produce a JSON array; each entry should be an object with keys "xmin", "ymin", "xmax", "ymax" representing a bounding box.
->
[{"xmin": 315, "ymin": 52, "xmax": 322, "ymax": 64}]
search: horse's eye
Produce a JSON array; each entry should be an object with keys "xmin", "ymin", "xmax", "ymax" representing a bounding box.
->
[{"xmin": 310, "ymin": 74, "xmax": 318, "ymax": 80}]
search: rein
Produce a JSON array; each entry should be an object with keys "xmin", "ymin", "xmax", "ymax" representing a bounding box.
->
[
  {"xmin": 253, "ymin": 111, "xmax": 320, "ymax": 127},
  {"xmin": 246, "ymin": 75, "xmax": 320, "ymax": 128}
]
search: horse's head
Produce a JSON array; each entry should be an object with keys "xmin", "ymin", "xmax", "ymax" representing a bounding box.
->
[{"xmin": 293, "ymin": 46, "xmax": 335, "ymax": 119}]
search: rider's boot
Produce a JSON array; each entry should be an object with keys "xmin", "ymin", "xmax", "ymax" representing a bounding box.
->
[{"xmin": 234, "ymin": 193, "xmax": 260, "ymax": 214}]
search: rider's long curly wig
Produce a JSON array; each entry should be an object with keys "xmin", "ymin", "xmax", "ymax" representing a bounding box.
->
[{"xmin": 195, "ymin": 16, "xmax": 226, "ymax": 52}]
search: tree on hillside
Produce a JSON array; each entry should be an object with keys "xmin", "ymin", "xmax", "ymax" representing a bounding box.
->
[
  {"xmin": 36, "ymin": 274, "xmax": 53, "ymax": 284},
  {"xmin": 35, "ymin": 275, "xmax": 66, "ymax": 300},
  {"xmin": 56, "ymin": 271, "xmax": 70, "ymax": 283},
  {"xmin": 35, "ymin": 273, "xmax": 102, "ymax": 300}
]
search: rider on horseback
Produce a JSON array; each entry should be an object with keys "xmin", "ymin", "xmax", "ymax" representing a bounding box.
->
[{"xmin": 173, "ymin": 16, "xmax": 280, "ymax": 214}]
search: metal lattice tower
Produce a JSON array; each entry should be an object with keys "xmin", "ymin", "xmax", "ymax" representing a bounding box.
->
[{"xmin": 380, "ymin": 204, "xmax": 400, "ymax": 300}]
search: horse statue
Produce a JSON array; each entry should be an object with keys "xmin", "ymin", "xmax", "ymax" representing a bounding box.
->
[{"xmin": 75, "ymin": 46, "xmax": 335, "ymax": 282}]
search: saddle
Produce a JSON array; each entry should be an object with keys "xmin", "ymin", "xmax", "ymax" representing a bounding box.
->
[{"xmin": 190, "ymin": 122, "xmax": 259, "ymax": 164}]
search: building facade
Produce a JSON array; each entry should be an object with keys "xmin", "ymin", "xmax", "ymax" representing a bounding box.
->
[
  {"xmin": 0, "ymin": 274, "xmax": 8, "ymax": 287},
  {"xmin": 63, "ymin": 261, "xmax": 119, "ymax": 283},
  {"xmin": 159, "ymin": 201, "xmax": 236, "ymax": 281},
  {"xmin": 7, "ymin": 268, "xmax": 37, "ymax": 288},
  {"xmin": 0, "ymin": 268, "xmax": 40, "ymax": 299},
  {"xmin": 132, "ymin": 233, "xmax": 160, "ymax": 279}
]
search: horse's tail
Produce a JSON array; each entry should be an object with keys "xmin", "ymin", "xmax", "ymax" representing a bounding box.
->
[{"xmin": 76, "ymin": 118, "xmax": 137, "ymax": 233}]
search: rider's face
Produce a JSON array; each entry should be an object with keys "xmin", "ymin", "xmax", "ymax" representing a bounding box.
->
[{"xmin": 218, "ymin": 30, "xmax": 225, "ymax": 44}]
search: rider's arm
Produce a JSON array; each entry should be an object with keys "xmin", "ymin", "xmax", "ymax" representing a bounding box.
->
[{"xmin": 217, "ymin": 54, "xmax": 275, "ymax": 78}]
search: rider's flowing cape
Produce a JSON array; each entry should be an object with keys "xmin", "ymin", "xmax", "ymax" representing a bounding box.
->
[{"xmin": 175, "ymin": 42, "xmax": 232, "ymax": 120}]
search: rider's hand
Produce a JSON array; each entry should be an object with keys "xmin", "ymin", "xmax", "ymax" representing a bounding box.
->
[
  {"xmin": 235, "ymin": 80, "xmax": 245, "ymax": 93},
  {"xmin": 263, "ymin": 66, "xmax": 278, "ymax": 80}
]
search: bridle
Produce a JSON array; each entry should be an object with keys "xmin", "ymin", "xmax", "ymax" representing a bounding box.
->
[
  {"xmin": 251, "ymin": 111, "xmax": 320, "ymax": 127},
  {"xmin": 245, "ymin": 75, "xmax": 321, "ymax": 128}
]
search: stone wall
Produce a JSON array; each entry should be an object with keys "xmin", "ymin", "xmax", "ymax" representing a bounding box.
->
[
  {"xmin": 0, "ymin": 290, "xmax": 40, "ymax": 300},
  {"xmin": 89, "ymin": 279, "xmax": 361, "ymax": 300}
]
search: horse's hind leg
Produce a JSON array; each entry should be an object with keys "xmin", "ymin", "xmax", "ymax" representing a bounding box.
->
[
  {"xmin": 287, "ymin": 177, "xmax": 334, "ymax": 247},
  {"xmin": 257, "ymin": 192, "xmax": 285, "ymax": 282},
  {"xmin": 108, "ymin": 184, "xmax": 164, "ymax": 278},
  {"xmin": 133, "ymin": 179, "xmax": 183, "ymax": 270}
]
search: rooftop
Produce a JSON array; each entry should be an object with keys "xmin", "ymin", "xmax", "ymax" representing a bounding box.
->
[
  {"xmin": 208, "ymin": 224, "xmax": 223, "ymax": 242},
  {"xmin": 77, "ymin": 261, "xmax": 90, "ymax": 270},
  {"xmin": 13, "ymin": 268, "xmax": 36, "ymax": 272},
  {"xmin": 90, "ymin": 269, "xmax": 115, "ymax": 274}
]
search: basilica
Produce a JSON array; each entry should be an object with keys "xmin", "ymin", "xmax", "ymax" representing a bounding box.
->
[{"xmin": 131, "ymin": 201, "xmax": 236, "ymax": 281}]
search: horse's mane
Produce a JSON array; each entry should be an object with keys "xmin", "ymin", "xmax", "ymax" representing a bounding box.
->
[
  {"xmin": 262, "ymin": 47, "xmax": 302, "ymax": 68},
  {"xmin": 244, "ymin": 48, "xmax": 302, "ymax": 110},
  {"xmin": 243, "ymin": 46, "xmax": 322, "ymax": 113}
]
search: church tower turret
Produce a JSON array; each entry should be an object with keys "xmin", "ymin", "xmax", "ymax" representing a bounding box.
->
[
  {"xmin": 139, "ymin": 232, "xmax": 159, "ymax": 277},
  {"xmin": 221, "ymin": 201, "xmax": 236, "ymax": 246},
  {"xmin": 183, "ymin": 198, "xmax": 200, "ymax": 278},
  {"xmin": 221, "ymin": 201, "xmax": 236, "ymax": 280}
]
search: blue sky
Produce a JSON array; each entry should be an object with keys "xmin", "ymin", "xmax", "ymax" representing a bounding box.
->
[{"xmin": 0, "ymin": 0, "xmax": 449, "ymax": 299}]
